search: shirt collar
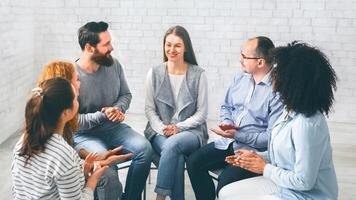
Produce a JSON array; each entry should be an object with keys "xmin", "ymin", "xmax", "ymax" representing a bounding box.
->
[
  {"xmin": 272, "ymin": 107, "xmax": 296, "ymax": 129},
  {"xmin": 282, "ymin": 109, "xmax": 297, "ymax": 122},
  {"xmin": 244, "ymin": 70, "xmax": 272, "ymax": 86},
  {"xmin": 260, "ymin": 69, "xmax": 272, "ymax": 86}
]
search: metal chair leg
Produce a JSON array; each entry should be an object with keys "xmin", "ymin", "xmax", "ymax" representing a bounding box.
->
[
  {"xmin": 148, "ymin": 170, "xmax": 151, "ymax": 184},
  {"xmin": 143, "ymin": 183, "xmax": 146, "ymax": 200}
]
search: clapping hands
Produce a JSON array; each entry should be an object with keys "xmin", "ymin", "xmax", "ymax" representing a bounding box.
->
[{"xmin": 225, "ymin": 149, "xmax": 266, "ymax": 174}]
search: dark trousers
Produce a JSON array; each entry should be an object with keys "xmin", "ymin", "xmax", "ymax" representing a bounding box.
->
[{"xmin": 186, "ymin": 142, "xmax": 260, "ymax": 200}]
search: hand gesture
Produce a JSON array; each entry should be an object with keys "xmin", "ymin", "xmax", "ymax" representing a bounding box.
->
[
  {"xmin": 97, "ymin": 146, "xmax": 133, "ymax": 166},
  {"xmin": 219, "ymin": 123, "xmax": 239, "ymax": 131},
  {"xmin": 163, "ymin": 124, "xmax": 180, "ymax": 137},
  {"xmin": 210, "ymin": 126, "xmax": 237, "ymax": 138},
  {"xmin": 227, "ymin": 149, "xmax": 266, "ymax": 174},
  {"xmin": 101, "ymin": 107, "xmax": 125, "ymax": 122},
  {"xmin": 85, "ymin": 164, "xmax": 109, "ymax": 190},
  {"xmin": 83, "ymin": 152, "xmax": 97, "ymax": 179}
]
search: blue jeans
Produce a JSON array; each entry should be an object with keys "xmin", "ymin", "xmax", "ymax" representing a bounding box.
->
[
  {"xmin": 95, "ymin": 167, "xmax": 123, "ymax": 200},
  {"xmin": 151, "ymin": 131, "xmax": 200, "ymax": 200},
  {"xmin": 74, "ymin": 123, "xmax": 153, "ymax": 200}
]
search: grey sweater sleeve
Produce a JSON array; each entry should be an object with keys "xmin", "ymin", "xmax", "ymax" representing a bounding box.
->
[
  {"xmin": 78, "ymin": 111, "xmax": 107, "ymax": 131},
  {"xmin": 113, "ymin": 63, "xmax": 132, "ymax": 113}
]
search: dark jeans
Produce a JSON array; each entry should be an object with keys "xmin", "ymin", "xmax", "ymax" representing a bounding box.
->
[{"xmin": 186, "ymin": 142, "xmax": 259, "ymax": 200}]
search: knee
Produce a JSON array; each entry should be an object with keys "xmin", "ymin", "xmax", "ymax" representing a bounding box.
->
[
  {"xmin": 132, "ymin": 138, "xmax": 153, "ymax": 161},
  {"xmin": 97, "ymin": 167, "xmax": 120, "ymax": 188},
  {"xmin": 186, "ymin": 150, "xmax": 200, "ymax": 170},
  {"xmin": 161, "ymin": 139, "xmax": 180, "ymax": 155},
  {"xmin": 141, "ymin": 139, "xmax": 153, "ymax": 156}
]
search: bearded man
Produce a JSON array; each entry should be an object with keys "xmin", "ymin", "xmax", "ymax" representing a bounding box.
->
[{"xmin": 74, "ymin": 21, "xmax": 153, "ymax": 200}]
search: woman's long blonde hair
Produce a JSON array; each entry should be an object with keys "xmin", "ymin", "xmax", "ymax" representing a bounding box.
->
[{"xmin": 37, "ymin": 61, "xmax": 79, "ymax": 146}]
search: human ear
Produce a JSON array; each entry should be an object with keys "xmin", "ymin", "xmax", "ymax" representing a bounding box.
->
[
  {"xmin": 61, "ymin": 108, "xmax": 73, "ymax": 122},
  {"xmin": 85, "ymin": 43, "xmax": 95, "ymax": 53},
  {"xmin": 258, "ymin": 59, "xmax": 266, "ymax": 68}
]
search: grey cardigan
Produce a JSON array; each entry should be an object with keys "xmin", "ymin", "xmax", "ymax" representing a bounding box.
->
[{"xmin": 144, "ymin": 63, "xmax": 208, "ymax": 147}]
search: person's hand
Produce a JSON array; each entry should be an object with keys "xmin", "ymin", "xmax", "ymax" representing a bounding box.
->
[
  {"xmin": 100, "ymin": 153, "xmax": 133, "ymax": 166},
  {"xmin": 225, "ymin": 149, "xmax": 254, "ymax": 166},
  {"xmin": 85, "ymin": 165, "xmax": 109, "ymax": 190},
  {"xmin": 96, "ymin": 146, "xmax": 133, "ymax": 166},
  {"xmin": 83, "ymin": 152, "xmax": 97, "ymax": 179},
  {"xmin": 163, "ymin": 124, "xmax": 180, "ymax": 137},
  {"xmin": 233, "ymin": 149, "xmax": 266, "ymax": 174},
  {"xmin": 219, "ymin": 123, "xmax": 239, "ymax": 131},
  {"xmin": 95, "ymin": 146, "xmax": 121, "ymax": 161},
  {"xmin": 101, "ymin": 107, "xmax": 125, "ymax": 122},
  {"xmin": 210, "ymin": 127, "xmax": 237, "ymax": 138},
  {"xmin": 225, "ymin": 154, "xmax": 237, "ymax": 165}
]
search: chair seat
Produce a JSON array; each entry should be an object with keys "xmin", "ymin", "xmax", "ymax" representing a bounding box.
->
[
  {"xmin": 208, "ymin": 168, "xmax": 223, "ymax": 180},
  {"xmin": 117, "ymin": 160, "xmax": 132, "ymax": 170}
]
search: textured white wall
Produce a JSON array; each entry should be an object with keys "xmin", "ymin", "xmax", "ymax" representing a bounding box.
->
[
  {"xmin": 0, "ymin": 0, "xmax": 36, "ymax": 143},
  {"xmin": 1, "ymin": 0, "xmax": 356, "ymax": 143}
]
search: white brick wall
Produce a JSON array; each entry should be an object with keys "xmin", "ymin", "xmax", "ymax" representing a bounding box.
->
[
  {"xmin": 0, "ymin": 0, "xmax": 36, "ymax": 143},
  {"xmin": 1, "ymin": 0, "xmax": 356, "ymax": 143}
]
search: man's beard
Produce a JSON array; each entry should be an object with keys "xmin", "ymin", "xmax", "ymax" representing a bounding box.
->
[{"xmin": 92, "ymin": 49, "xmax": 114, "ymax": 66}]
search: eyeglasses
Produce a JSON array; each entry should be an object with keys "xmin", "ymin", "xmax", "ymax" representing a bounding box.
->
[{"xmin": 241, "ymin": 52, "xmax": 264, "ymax": 60}]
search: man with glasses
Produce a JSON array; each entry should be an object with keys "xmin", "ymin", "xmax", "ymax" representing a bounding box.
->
[{"xmin": 187, "ymin": 36, "xmax": 284, "ymax": 200}]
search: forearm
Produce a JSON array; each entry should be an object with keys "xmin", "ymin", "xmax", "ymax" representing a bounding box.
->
[
  {"xmin": 263, "ymin": 164, "xmax": 315, "ymax": 191},
  {"xmin": 235, "ymin": 130, "xmax": 269, "ymax": 149},
  {"xmin": 113, "ymin": 93, "xmax": 132, "ymax": 113},
  {"xmin": 78, "ymin": 112, "xmax": 107, "ymax": 130},
  {"xmin": 219, "ymin": 106, "xmax": 235, "ymax": 125},
  {"xmin": 114, "ymin": 62, "xmax": 132, "ymax": 113},
  {"xmin": 176, "ymin": 110, "xmax": 207, "ymax": 130},
  {"xmin": 145, "ymin": 105, "xmax": 165, "ymax": 135}
]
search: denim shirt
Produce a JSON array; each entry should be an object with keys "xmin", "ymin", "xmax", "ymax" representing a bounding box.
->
[
  {"xmin": 214, "ymin": 72, "xmax": 283, "ymax": 151},
  {"xmin": 262, "ymin": 110, "xmax": 338, "ymax": 200}
]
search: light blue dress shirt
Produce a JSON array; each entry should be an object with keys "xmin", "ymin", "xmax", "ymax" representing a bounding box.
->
[
  {"xmin": 214, "ymin": 72, "xmax": 284, "ymax": 151},
  {"xmin": 262, "ymin": 110, "xmax": 338, "ymax": 200}
]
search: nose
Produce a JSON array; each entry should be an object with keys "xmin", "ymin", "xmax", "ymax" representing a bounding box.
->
[
  {"xmin": 240, "ymin": 56, "xmax": 244, "ymax": 64},
  {"xmin": 108, "ymin": 44, "xmax": 114, "ymax": 52}
]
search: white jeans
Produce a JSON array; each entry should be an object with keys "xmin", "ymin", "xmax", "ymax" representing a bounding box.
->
[{"xmin": 218, "ymin": 176, "xmax": 281, "ymax": 200}]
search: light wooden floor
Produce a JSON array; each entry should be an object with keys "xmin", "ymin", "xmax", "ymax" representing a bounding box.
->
[{"xmin": 1, "ymin": 113, "xmax": 355, "ymax": 200}]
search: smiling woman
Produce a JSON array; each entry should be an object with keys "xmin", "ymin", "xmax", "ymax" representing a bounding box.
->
[
  {"xmin": 163, "ymin": 25, "xmax": 198, "ymax": 66},
  {"xmin": 144, "ymin": 25, "xmax": 208, "ymax": 200}
]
